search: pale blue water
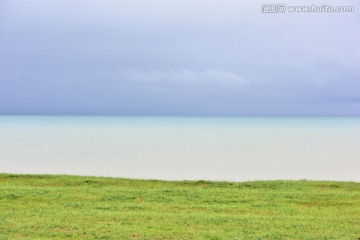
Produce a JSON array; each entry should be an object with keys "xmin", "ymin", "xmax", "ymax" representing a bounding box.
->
[{"xmin": 1, "ymin": 116, "xmax": 359, "ymax": 181}]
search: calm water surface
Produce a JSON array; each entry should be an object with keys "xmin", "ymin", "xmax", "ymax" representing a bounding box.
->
[{"xmin": 1, "ymin": 116, "xmax": 359, "ymax": 181}]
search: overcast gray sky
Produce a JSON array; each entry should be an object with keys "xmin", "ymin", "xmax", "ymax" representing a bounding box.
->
[{"xmin": 0, "ymin": 0, "xmax": 359, "ymax": 116}]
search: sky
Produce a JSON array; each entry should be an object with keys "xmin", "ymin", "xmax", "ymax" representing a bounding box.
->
[{"xmin": 0, "ymin": 0, "xmax": 359, "ymax": 116}]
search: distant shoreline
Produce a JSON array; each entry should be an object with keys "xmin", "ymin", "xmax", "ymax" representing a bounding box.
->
[{"xmin": 0, "ymin": 172, "xmax": 359, "ymax": 183}]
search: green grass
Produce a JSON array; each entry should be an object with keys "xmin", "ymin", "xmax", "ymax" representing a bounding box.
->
[{"xmin": 0, "ymin": 174, "xmax": 359, "ymax": 239}]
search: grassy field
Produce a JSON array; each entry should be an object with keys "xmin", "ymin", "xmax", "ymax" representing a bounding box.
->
[{"xmin": 0, "ymin": 174, "xmax": 359, "ymax": 239}]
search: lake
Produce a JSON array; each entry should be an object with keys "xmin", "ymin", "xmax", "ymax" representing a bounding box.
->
[{"xmin": 1, "ymin": 116, "xmax": 359, "ymax": 181}]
